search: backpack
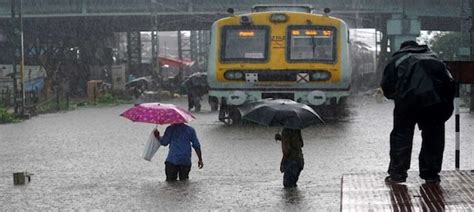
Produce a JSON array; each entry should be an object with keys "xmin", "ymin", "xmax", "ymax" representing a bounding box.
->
[{"xmin": 396, "ymin": 52, "xmax": 455, "ymax": 121}]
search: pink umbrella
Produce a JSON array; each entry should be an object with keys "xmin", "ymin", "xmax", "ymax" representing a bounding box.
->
[{"xmin": 120, "ymin": 103, "xmax": 195, "ymax": 125}]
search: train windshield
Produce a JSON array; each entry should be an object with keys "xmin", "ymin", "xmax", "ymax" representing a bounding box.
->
[
  {"xmin": 221, "ymin": 26, "xmax": 269, "ymax": 61},
  {"xmin": 287, "ymin": 26, "xmax": 337, "ymax": 62}
]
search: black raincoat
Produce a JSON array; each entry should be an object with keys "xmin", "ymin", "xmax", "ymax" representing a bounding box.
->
[
  {"xmin": 381, "ymin": 44, "xmax": 455, "ymax": 181},
  {"xmin": 381, "ymin": 45, "xmax": 455, "ymax": 122}
]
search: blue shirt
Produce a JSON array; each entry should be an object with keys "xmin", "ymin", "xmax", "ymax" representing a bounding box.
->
[{"xmin": 160, "ymin": 123, "xmax": 201, "ymax": 166}]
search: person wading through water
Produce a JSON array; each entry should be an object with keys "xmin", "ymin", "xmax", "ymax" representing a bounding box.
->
[{"xmin": 275, "ymin": 128, "xmax": 304, "ymax": 188}]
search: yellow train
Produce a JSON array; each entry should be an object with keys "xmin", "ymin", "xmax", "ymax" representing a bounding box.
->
[{"xmin": 207, "ymin": 5, "xmax": 351, "ymax": 124}]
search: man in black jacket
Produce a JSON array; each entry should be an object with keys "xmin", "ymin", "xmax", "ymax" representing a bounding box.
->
[{"xmin": 381, "ymin": 40, "xmax": 455, "ymax": 184}]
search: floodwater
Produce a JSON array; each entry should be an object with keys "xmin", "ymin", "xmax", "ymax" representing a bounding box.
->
[{"xmin": 1, "ymin": 95, "xmax": 473, "ymax": 210}]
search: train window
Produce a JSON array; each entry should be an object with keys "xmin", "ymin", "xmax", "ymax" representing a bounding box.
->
[
  {"xmin": 287, "ymin": 26, "xmax": 337, "ymax": 62},
  {"xmin": 220, "ymin": 26, "xmax": 269, "ymax": 62}
]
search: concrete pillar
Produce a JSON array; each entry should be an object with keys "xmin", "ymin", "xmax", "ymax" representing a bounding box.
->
[
  {"xmin": 151, "ymin": 30, "xmax": 159, "ymax": 77},
  {"xmin": 177, "ymin": 31, "xmax": 183, "ymax": 61},
  {"xmin": 197, "ymin": 30, "xmax": 209, "ymax": 70},
  {"xmin": 151, "ymin": 0, "xmax": 160, "ymax": 77},
  {"xmin": 386, "ymin": 14, "xmax": 420, "ymax": 52},
  {"xmin": 127, "ymin": 31, "xmax": 141, "ymax": 76},
  {"xmin": 190, "ymin": 30, "xmax": 198, "ymax": 62},
  {"xmin": 375, "ymin": 15, "xmax": 389, "ymax": 83},
  {"xmin": 177, "ymin": 31, "xmax": 183, "ymax": 79}
]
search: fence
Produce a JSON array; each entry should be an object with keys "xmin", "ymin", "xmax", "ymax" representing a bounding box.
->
[
  {"xmin": 0, "ymin": 88, "xmax": 12, "ymax": 107},
  {"xmin": 0, "ymin": 88, "xmax": 70, "ymax": 115}
]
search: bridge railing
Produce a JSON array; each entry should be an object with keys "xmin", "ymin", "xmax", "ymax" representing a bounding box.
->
[
  {"xmin": 86, "ymin": 0, "xmax": 155, "ymax": 14},
  {"xmin": 0, "ymin": 0, "xmax": 465, "ymax": 18},
  {"xmin": 22, "ymin": 0, "xmax": 82, "ymax": 14},
  {"xmin": 192, "ymin": 0, "xmax": 461, "ymax": 16}
]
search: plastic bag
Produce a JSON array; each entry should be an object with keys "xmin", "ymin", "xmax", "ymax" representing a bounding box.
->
[{"xmin": 143, "ymin": 130, "xmax": 160, "ymax": 161}]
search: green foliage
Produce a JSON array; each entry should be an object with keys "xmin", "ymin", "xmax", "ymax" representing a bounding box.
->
[
  {"xmin": 0, "ymin": 106, "xmax": 18, "ymax": 124},
  {"xmin": 430, "ymin": 32, "xmax": 469, "ymax": 60},
  {"xmin": 97, "ymin": 93, "xmax": 119, "ymax": 105},
  {"xmin": 109, "ymin": 90, "xmax": 133, "ymax": 102},
  {"xmin": 0, "ymin": 99, "xmax": 17, "ymax": 123},
  {"xmin": 36, "ymin": 99, "xmax": 71, "ymax": 113}
]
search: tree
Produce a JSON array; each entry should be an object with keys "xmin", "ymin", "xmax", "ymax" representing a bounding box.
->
[{"xmin": 430, "ymin": 32, "xmax": 469, "ymax": 60}]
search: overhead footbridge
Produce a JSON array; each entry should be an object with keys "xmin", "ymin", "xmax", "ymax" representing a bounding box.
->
[{"xmin": 0, "ymin": 0, "xmax": 469, "ymax": 32}]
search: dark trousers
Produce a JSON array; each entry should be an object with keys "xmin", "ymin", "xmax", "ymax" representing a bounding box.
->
[
  {"xmin": 187, "ymin": 93, "xmax": 195, "ymax": 110},
  {"xmin": 388, "ymin": 107, "xmax": 445, "ymax": 180},
  {"xmin": 187, "ymin": 92, "xmax": 201, "ymax": 111},
  {"xmin": 283, "ymin": 160, "xmax": 304, "ymax": 188},
  {"xmin": 165, "ymin": 162, "xmax": 191, "ymax": 181}
]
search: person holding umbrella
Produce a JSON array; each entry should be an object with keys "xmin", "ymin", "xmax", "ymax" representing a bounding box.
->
[
  {"xmin": 154, "ymin": 124, "xmax": 204, "ymax": 181},
  {"xmin": 181, "ymin": 72, "xmax": 208, "ymax": 112},
  {"xmin": 239, "ymin": 99, "xmax": 323, "ymax": 188},
  {"xmin": 275, "ymin": 128, "xmax": 304, "ymax": 188},
  {"xmin": 120, "ymin": 103, "xmax": 203, "ymax": 181}
]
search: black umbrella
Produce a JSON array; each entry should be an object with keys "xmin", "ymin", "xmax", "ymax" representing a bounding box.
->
[
  {"xmin": 182, "ymin": 72, "xmax": 207, "ymax": 88},
  {"xmin": 125, "ymin": 77, "xmax": 152, "ymax": 88},
  {"xmin": 239, "ymin": 99, "xmax": 325, "ymax": 129}
]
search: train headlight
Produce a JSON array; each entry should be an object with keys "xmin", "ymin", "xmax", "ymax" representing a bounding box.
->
[
  {"xmin": 234, "ymin": 72, "xmax": 243, "ymax": 80},
  {"xmin": 224, "ymin": 71, "xmax": 244, "ymax": 80},
  {"xmin": 224, "ymin": 71, "xmax": 236, "ymax": 80},
  {"xmin": 311, "ymin": 71, "xmax": 331, "ymax": 81}
]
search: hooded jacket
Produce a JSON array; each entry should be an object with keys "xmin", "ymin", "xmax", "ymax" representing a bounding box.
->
[{"xmin": 381, "ymin": 45, "xmax": 455, "ymax": 120}]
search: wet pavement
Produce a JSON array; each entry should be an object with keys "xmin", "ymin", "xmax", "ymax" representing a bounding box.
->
[{"xmin": 1, "ymin": 95, "xmax": 473, "ymax": 210}]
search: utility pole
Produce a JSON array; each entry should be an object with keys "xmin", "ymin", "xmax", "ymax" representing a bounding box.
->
[
  {"xmin": 10, "ymin": 0, "xmax": 18, "ymax": 114},
  {"xmin": 150, "ymin": 0, "xmax": 159, "ymax": 78},
  {"xmin": 177, "ymin": 30, "xmax": 183, "ymax": 80},
  {"xmin": 470, "ymin": 0, "xmax": 474, "ymax": 112},
  {"xmin": 19, "ymin": 0, "xmax": 25, "ymax": 115}
]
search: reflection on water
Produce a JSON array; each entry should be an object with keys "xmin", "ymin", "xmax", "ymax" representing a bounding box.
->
[
  {"xmin": 388, "ymin": 184, "xmax": 413, "ymax": 211},
  {"xmin": 420, "ymin": 183, "xmax": 445, "ymax": 211},
  {"xmin": 0, "ymin": 96, "xmax": 471, "ymax": 210},
  {"xmin": 282, "ymin": 187, "xmax": 303, "ymax": 204},
  {"xmin": 141, "ymin": 180, "xmax": 202, "ymax": 209},
  {"xmin": 387, "ymin": 182, "xmax": 446, "ymax": 211}
]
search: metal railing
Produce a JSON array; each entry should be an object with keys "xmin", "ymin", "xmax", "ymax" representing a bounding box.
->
[
  {"xmin": 0, "ymin": 88, "xmax": 12, "ymax": 107},
  {"xmin": 0, "ymin": 0, "xmax": 464, "ymax": 18}
]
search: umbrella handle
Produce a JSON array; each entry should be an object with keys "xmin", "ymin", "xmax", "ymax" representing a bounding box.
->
[{"xmin": 275, "ymin": 127, "xmax": 282, "ymax": 142}]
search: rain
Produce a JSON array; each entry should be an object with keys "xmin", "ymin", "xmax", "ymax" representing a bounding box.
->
[{"xmin": 1, "ymin": 1, "xmax": 473, "ymax": 211}]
